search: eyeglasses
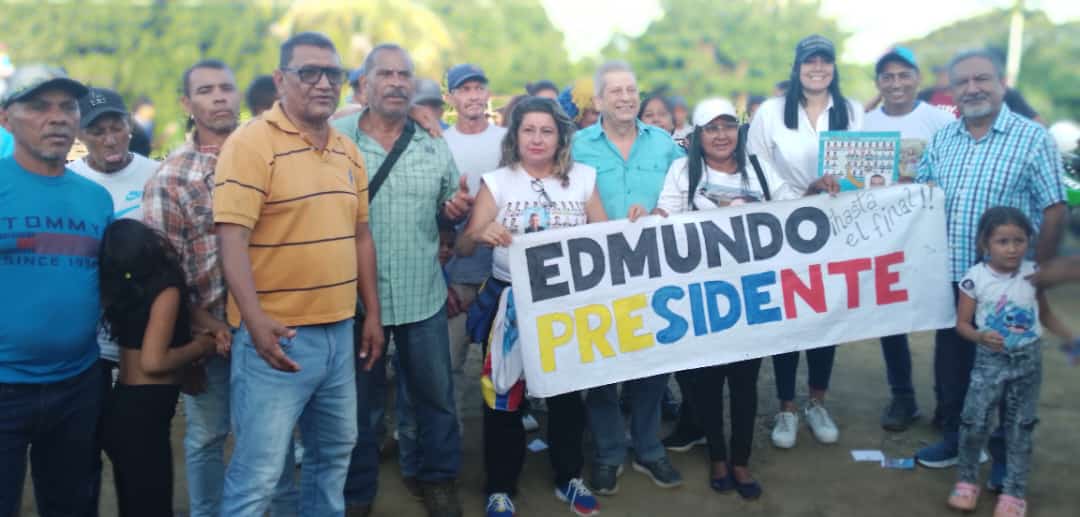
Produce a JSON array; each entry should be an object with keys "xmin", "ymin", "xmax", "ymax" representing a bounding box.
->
[
  {"xmin": 531, "ymin": 178, "xmax": 553, "ymax": 207},
  {"xmin": 281, "ymin": 66, "xmax": 346, "ymax": 86},
  {"xmin": 701, "ymin": 121, "xmax": 739, "ymax": 135}
]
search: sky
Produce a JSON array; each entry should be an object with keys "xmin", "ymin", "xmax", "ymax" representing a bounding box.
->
[{"xmin": 541, "ymin": 0, "xmax": 1080, "ymax": 63}]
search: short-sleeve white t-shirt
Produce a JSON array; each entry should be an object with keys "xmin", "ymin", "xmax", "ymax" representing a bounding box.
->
[
  {"xmin": 444, "ymin": 124, "xmax": 508, "ymax": 194},
  {"xmin": 69, "ymin": 153, "xmax": 159, "ymax": 221},
  {"xmin": 863, "ymin": 101, "xmax": 954, "ymax": 178},
  {"xmin": 483, "ymin": 162, "xmax": 597, "ymax": 282},
  {"xmin": 959, "ymin": 260, "xmax": 1042, "ymax": 349}
]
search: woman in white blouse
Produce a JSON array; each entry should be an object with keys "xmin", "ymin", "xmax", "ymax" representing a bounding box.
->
[
  {"xmin": 746, "ymin": 34, "xmax": 861, "ymax": 450},
  {"xmin": 655, "ymin": 97, "xmax": 835, "ymax": 499}
]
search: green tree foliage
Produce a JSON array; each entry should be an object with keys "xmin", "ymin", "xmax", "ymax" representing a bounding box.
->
[
  {"xmin": 901, "ymin": 9, "xmax": 1079, "ymax": 122},
  {"xmin": 600, "ymin": 0, "xmax": 850, "ymax": 115},
  {"xmin": 423, "ymin": 0, "xmax": 581, "ymax": 94},
  {"xmin": 1, "ymin": 0, "xmax": 285, "ymax": 154},
  {"xmin": 270, "ymin": 0, "xmax": 455, "ymax": 77},
  {"xmin": 0, "ymin": 0, "xmax": 576, "ymax": 152}
]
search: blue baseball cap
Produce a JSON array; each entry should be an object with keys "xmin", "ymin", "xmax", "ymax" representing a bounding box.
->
[
  {"xmin": 447, "ymin": 64, "xmax": 487, "ymax": 91},
  {"xmin": 875, "ymin": 46, "xmax": 919, "ymax": 75},
  {"xmin": 348, "ymin": 66, "xmax": 364, "ymax": 86}
]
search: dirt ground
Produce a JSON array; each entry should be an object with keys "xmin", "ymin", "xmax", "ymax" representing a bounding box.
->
[{"xmin": 21, "ymin": 261, "xmax": 1080, "ymax": 517}]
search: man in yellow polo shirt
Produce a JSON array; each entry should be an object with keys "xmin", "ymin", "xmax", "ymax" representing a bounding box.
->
[{"xmin": 213, "ymin": 32, "xmax": 383, "ymax": 516}]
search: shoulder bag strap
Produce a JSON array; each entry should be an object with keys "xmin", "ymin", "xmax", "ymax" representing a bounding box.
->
[
  {"xmin": 748, "ymin": 154, "xmax": 771, "ymax": 201},
  {"xmin": 367, "ymin": 120, "xmax": 416, "ymax": 202}
]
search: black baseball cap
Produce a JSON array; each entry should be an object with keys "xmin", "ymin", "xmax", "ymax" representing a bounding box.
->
[
  {"xmin": 1, "ymin": 65, "xmax": 87, "ymax": 108},
  {"xmin": 77, "ymin": 88, "xmax": 128, "ymax": 128}
]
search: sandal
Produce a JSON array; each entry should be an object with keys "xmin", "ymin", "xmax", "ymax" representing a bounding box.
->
[
  {"xmin": 993, "ymin": 495, "xmax": 1026, "ymax": 517},
  {"xmin": 947, "ymin": 482, "xmax": 979, "ymax": 512}
]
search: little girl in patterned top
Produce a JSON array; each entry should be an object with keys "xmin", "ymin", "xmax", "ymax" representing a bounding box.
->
[{"xmin": 946, "ymin": 207, "xmax": 1074, "ymax": 517}]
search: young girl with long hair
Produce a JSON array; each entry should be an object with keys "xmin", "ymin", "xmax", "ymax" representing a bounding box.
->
[
  {"xmin": 98, "ymin": 219, "xmax": 221, "ymax": 516},
  {"xmin": 946, "ymin": 207, "xmax": 1073, "ymax": 517}
]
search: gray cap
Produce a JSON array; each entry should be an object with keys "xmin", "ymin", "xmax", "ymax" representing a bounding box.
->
[
  {"xmin": 795, "ymin": 34, "xmax": 836, "ymax": 64},
  {"xmin": 412, "ymin": 78, "xmax": 443, "ymax": 107},
  {"xmin": 1, "ymin": 64, "xmax": 87, "ymax": 107}
]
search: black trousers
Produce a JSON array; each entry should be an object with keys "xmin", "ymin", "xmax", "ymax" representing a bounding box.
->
[
  {"xmin": 679, "ymin": 358, "xmax": 762, "ymax": 467},
  {"xmin": 483, "ymin": 391, "xmax": 586, "ymax": 496},
  {"xmin": 102, "ymin": 383, "xmax": 180, "ymax": 517}
]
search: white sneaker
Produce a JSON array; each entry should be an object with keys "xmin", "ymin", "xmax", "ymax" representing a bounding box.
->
[
  {"xmin": 771, "ymin": 411, "xmax": 798, "ymax": 448},
  {"xmin": 804, "ymin": 400, "xmax": 839, "ymax": 444},
  {"xmin": 522, "ymin": 413, "xmax": 540, "ymax": 432}
]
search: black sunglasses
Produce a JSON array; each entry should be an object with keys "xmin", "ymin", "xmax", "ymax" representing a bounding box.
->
[{"xmin": 282, "ymin": 66, "xmax": 346, "ymax": 86}]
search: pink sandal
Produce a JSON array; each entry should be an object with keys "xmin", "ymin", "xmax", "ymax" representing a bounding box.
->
[
  {"xmin": 947, "ymin": 482, "xmax": 980, "ymax": 512},
  {"xmin": 993, "ymin": 495, "xmax": 1026, "ymax": 517}
]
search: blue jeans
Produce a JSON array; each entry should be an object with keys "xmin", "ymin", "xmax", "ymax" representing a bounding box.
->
[
  {"xmin": 586, "ymin": 373, "xmax": 669, "ymax": 466},
  {"xmin": 346, "ymin": 307, "xmax": 460, "ymax": 504},
  {"xmin": 936, "ymin": 283, "xmax": 977, "ymax": 435},
  {"xmin": 881, "ymin": 334, "xmax": 915, "ymax": 397},
  {"xmin": 393, "ymin": 351, "xmax": 420, "ymax": 478},
  {"xmin": 185, "ymin": 355, "xmax": 297, "ymax": 517},
  {"xmin": 222, "ymin": 320, "xmax": 358, "ymax": 517},
  {"xmin": 1, "ymin": 363, "xmax": 102, "ymax": 517}
]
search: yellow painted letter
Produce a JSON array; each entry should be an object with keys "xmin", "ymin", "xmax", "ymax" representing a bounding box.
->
[
  {"xmin": 537, "ymin": 312, "xmax": 574, "ymax": 372},
  {"xmin": 573, "ymin": 304, "xmax": 616, "ymax": 364},
  {"xmin": 613, "ymin": 294, "xmax": 655, "ymax": 353}
]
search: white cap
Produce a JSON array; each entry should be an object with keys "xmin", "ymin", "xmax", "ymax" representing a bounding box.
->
[
  {"xmin": 1048, "ymin": 120, "xmax": 1079, "ymax": 154},
  {"xmin": 693, "ymin": 97, "xmax": 737, "ymax": 127}
]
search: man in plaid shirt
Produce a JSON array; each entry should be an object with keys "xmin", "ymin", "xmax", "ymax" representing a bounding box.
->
[
  {"xmin": 142, "ymin": 59, "xmax": 295, "ymax": 517},
  {"xmin": 914, "ymin": 49, "xmax": 1066, "ymax": 475}
]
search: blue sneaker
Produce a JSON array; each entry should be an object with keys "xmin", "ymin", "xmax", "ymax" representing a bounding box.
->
[
  {"xmin": 916, "ymin": 433, "xmax": 990, "ymax": 469},
  {"xmin": 485, "ymin": 493, "xmax": 515, "ymax": 517},
  {"xmin": 916, "ymin": 437, "xmax": 959, "ymax": 468},
  {"xmin": 554, "ymin": 478, "xmax": 600, "ymax": 516}
]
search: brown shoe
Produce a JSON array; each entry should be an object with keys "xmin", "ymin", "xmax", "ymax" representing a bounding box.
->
[
  {"xmin": 403, "ymin": 476, "xmax": 423, "ymax": 501},
  {"xmin": 420, "ymin": 480, "xmax": 462, "ymax": 517},
  {"xmin": 346, "ymin": 503, "xmax": 373, "ymax": 517}
]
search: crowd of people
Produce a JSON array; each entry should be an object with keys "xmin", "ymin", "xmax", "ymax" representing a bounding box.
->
[{"xmin": 1, "ymin": 29, "xmax": 1078, "ymax": 517}]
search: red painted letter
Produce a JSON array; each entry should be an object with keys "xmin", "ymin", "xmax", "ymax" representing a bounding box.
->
[
  {"xmin": 826, "ymin": 258, "xmax": 873, "ymax": 309},
  {"xmin": 781, "ymin": 265, "xmax": 826, "ymax": 318},
  {"xmin": 874, "ymin": 251, "xmax": 908, "ymax": 305}
]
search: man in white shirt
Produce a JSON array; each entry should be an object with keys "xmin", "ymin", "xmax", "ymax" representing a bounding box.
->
[
  {"xmin": 67, "ymin": 85, "xmax": 159, "ymax": 511},
  {"xmin": 862, "ymin": 47, "xmax": 954, "ymax": 434},
  {"xmin": 442, "ymin": 63, "xmax": 508, "ymax": 434},
  {"xmin": 69, "ymin": 87, "xmax": 160, "ymax": 364},
  {"xmin": 69, "ymin": 88, "xmax": 159, "ymax": 223},
  {"xmin": 864, "ymin": 47, "xmax": 955, "ymax": 179}
]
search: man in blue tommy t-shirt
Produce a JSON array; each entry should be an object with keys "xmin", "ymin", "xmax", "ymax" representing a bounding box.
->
[{"xmin": 0, "ymin": 66, "xmax": 113, "ymax": 516}]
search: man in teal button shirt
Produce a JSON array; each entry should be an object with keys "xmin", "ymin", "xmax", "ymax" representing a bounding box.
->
[
  {"xmin": 570, "ymin": 60, "xmax": 685, "ymax": 495},
  {"xmin": 572, "ymin": 61, "xmax": 684, "ymax": 221}
]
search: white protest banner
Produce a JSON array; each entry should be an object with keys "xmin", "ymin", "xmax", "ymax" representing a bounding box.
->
[{"xmin": 507, "ymin": 185, "xmax": 955, "ymax": 397}]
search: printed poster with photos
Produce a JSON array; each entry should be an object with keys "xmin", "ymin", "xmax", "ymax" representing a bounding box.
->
[
  {"xmin": 817, "ymin": 131, "xmax": 901, "ymax": 191},
  {"xmin": 499, "ymin": 200, "xmax": 588, "ymax": 235}
]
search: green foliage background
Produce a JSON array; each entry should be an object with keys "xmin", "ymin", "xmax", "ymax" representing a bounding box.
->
[{"xmin": 1, "ymin": 0, "xmax": 1074, "ymax": 153}]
